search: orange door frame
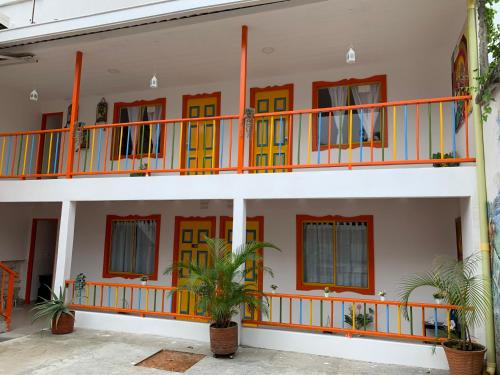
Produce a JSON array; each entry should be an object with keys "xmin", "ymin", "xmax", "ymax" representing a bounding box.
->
[{"xmin": 24, "ymin": 218, "xmax": 59, "ymax": 304}]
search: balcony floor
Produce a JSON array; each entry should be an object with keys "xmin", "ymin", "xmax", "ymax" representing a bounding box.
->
[{"xmin": 0, "ymin": 327, "xmax": 447, "ymax": 375}]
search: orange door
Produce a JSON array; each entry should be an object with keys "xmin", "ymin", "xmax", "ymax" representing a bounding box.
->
[{"xmin": 220, "ymin": 216, "xmax": 264, "ymax": 321}]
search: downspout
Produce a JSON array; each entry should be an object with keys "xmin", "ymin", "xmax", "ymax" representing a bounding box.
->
[{"xmin": 466, "ymin": 0, "xmax": 496, "ymax": 373}]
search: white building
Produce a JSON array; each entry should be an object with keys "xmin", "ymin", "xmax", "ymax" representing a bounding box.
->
[{"xmin": 0, "ymin": 0, "xmax": 496, "ymax": 372}]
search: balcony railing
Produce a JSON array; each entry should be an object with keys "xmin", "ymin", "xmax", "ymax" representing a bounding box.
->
[
  {"xmin": 65, "ymin": 280, "xmax": 458, "ymax": 344},
  {"xmin": 0, "ymin": 262, "xmax": 17, "ymax": 331},
  {"xmin": 0, "ymin": 96, "xmax": 474, "ymax": 180}
]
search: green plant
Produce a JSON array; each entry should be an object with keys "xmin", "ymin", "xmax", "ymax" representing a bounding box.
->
[
  {"xmin": 74, "ymin": 273, "xmax": 86, "ymax": 298},
  {"xmin": 432, "ymin": 152, "xmax": 460, "ymax": 167},
  {"xmin": 31, "ymin": 286, "xmax": 74, "ymax": 327},
  {"xmin": 433, "ymin": 291, "xmax": 446, "ymax": 300},
  {"xmin": 344, "ymin": 304, "xmax": 374, "ymax": 329},
  {"xmin": 140, "ymin": 275, "xmax": 148, "ymax": 282},
  {"xmin": 400, "ymin": 254, "xmax": 490, "ymax": 351},
  {"xmin": 165, "ymin": 237, "xmax": 279, "ymax": 328},
  {"xmin": 130, "ymin": 162, "xmax": 147, "ymax": 177}
]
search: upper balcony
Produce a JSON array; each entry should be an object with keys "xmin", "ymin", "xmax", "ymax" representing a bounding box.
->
[{"xmin": 0, "ymin": 0, "xmax": 475, "ymax": 182}]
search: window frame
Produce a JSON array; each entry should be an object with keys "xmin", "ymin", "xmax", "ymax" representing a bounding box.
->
[
  {"xmin": 111, "ymin": 98, "xmax": 167, "ymax": 161},
  {"xmin": 296, "ymin": 214, "xmax": 375, "ymax": 294},
  {"xmin": 311, "ymin": 75, "xmax": 388, "ymax": 152},
  {"xmin": 102, "ymin": 214, "xmax": 161, "ymax": 280}
]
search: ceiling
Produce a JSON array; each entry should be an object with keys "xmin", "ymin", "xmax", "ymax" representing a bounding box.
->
[{"xmin": 0, "ymin": 0, "xmax": 466, "ymax": 100}]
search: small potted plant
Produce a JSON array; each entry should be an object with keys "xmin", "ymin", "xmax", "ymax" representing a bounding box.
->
[
  {"xmin": 433, "ymin": 291, "xmax": 445, "ymax": 304},
  {"xmin": 324, "ymin": 287, "xmax": 330, "ymax": 298},
  {"xmin": 432, "ymin": 152, "xmax": 460, "ymax": 167},
  {"xmin": 378, "ymin": 291, "xmax": 386, "ymax": 301},
  {"xmin": 31, "ymin": 286, "xmax": 75, "ymax": 335},
  {"xmin": 140, "ymin": 275, "xmax": 148, "ymax": 286},
  {"xmin": 130, "ymin": 162, "xmax": 148, "ymax": 177},
  {"xmin": 344, "ymin": 304, "xmax": 374, "ymax": 330},
  {"xmin": 401, "ymin": 254, "xmax": 488, "ymax": 375},
  {"xmin": 270, "ymin": 284, "xmax": 278, "ymax": 295}
]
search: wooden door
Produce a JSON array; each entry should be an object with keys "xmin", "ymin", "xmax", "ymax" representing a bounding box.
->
[
  {"xmin": 181, "ymin": 93, "xmax": 221, "ymax": 175},
  {"xmin": 250, "ymin": 85, "xmax": 293, "ymax": 172},
  {"xmin": 173, "ymin": 217, "xmax": 216, "ymax": 316},
  {"xmin": 220, "ymin": 216, "xmax": 264, "ymax": 321}
]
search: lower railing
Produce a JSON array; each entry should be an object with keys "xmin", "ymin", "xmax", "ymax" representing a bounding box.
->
[
  {"xmin": 242, "ymin": 292, "xmax": 458, "ymax": 343},
  {"xmin": 0, "ymin": 262, "xmax": 17, "ymax": 331},
  {"xmin": 65, "ymin": 280, "xmax": 210, "ymax": 321}
]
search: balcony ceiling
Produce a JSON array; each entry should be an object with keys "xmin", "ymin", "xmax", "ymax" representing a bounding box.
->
[{"xmin": 0, "ymin": 0, "xmax": 465, "ymax": 100}]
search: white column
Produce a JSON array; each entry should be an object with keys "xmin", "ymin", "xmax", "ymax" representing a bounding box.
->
[
  {"xmin": 232, "ymin": 197, "xmax": 246, "ymax": 344},
  {"xmin": 53, "ymin": 201, "xmax": 76, "ymax": 293}
]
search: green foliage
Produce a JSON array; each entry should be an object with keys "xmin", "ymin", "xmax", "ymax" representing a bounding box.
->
[
  {"xmin": 344, "ymin": 305, "xmax": 374, "ymax": 330},
  {"xmin": 31, "ymin": 286, "xmax": 74, "ymax": 328},
  {"xmin": 400, "ymin": 254, "xmax": 490, "ymax": 351},
  {"xmin": 431, "ymin": 152, "xmax": 460, "ymax": 167},
  {"xmin": 165, "ymin": 237, "xmax": 280, "ymax": 328},
  {"xmin": 74, "ymin": 273, "xmax": 86, "ymax": 298}
]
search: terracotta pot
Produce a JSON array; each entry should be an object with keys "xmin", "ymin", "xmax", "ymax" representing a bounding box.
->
[
  {"xmin": 210, "ymin": 322, "xmax": 238, "ymax": 356},
  {"xmin": 51, "ymin": 311, "xmax": 75, "ymax": 335},
  {"xmin": 443, "ymin": 341, "xmax": 486, "ymax": 375}
]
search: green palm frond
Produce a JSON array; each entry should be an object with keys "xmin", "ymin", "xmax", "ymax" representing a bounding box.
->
[
  {"xmin": 31, "ymin": 286, "xmax": 72, "ymax": 328},
  {"xmin": 399, "ymin": 254, "xmax": 490, "ymax": 350},
  {"xmin": 165, "ymin": 237, "xmax": 279, "ymax": 327}
]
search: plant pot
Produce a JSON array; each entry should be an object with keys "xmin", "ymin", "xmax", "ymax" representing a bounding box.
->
[
  {"xmin": 443, "ymin": 341, "xmax": 486, "ymax": 375},
  {"xmin": 435, "ymin": 298, "xmax": 442, "ymax": 304},
  {"xmin": 51, "ymin": 311, "xmax": 75, "ymax": 335},
  {"xmin": 141, "ymin": 281, "xmax": 147, "ymax": 286},
  {"xmin": 210, "ymin": 322, "xmax": 238, "ymax": 356},
  {"xmin": 380, "ymin": 296, "xmax": 385, "ymax": 301}
]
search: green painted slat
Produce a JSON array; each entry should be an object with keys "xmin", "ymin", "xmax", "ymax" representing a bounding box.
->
[
  {"xmin": 428, "ymin": 103, "xmax": 432, "ymax": 158},
  {"xmin": 297, "ymin": 114, "xmax": 302, "ymax": 164}
]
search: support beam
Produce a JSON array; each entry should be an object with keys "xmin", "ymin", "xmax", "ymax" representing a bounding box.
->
[
  {"xmin": 237, "ymin": 25, "xmax": 248, "ymax": 173},
  {"xmin": 466, "ymin": 1, "xmax": 496, "ymax": 373},
  {"xmin": 232, "ymin": 197, "xmax": 246, "ymax": 344},
  {"xmin": 66, "ymin": 51, "xmax": 83, "ymax": 178},
  {"xmin": 53, "ymin": 201, "xmax": 76, "ymax": 293}
]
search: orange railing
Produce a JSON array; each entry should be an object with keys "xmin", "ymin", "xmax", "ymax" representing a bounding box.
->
[
  {"xmin": 0, "ymin": 128, "xmax": 70, "ymax": 179},
  {"xmin": 70, "ymin": 114, "xmax": 239, "ymax": 176},
  {"xmin": 245, "ymin": 96, "xmax": 473, "ymax": 172},
  {"xmin": 65, "ymin": 280, "xmax": 210, "ymax": 321},
  {"xmin": 242, "ymin": 292, "xmax": 459, "ymax": 343},
  {"xmin": 0, "ymin": 262, "xmax": 17, "ymax": 331},
  {"xmin": 0, "ymin": 96, "xmax": 475, "ymax": 179}
]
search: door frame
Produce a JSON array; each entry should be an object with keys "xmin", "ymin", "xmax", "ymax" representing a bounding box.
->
[
  {"xmin": 249, "ymin": 84, "xmax": 294, "ymax": 169},
  {"xmin": 37, "ymin": 112, "xmax": 64, "ymax": 175},
  {"xmin": 24, "ymin": 218, "xmax": 59, "ymax": 304},
  {"xmin": 171, "ymin": 216, "xmax": 217, "ymax": 314},
  {"xmin": 180, "ymin": 92, "xmax": 221, "ymax": 173},
  {"xmin": 219, "ymin": 216, "xmax": 264, "ymax": 295}
]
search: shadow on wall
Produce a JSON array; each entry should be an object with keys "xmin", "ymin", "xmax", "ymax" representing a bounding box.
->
[{"xmin": 488, "ymin": 192, "xmax": 500, "ymax": 368}]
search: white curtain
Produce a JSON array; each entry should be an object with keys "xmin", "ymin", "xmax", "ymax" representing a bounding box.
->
[
  {"xmin": 325, "ymin": 86, "xmax": 348, "ymax": 145},
  {"xmin": 335, "ymin": 222, "xmax": 368, "ymax": 287},
  {"xmin": 127, "ymin": 106, "xmax": 140, "ymax": 154},
  {"xmin": 303, "ymin": 223, "xmax": 334, "ymax": 284},
  {"xmin": 350, "ymin": 84, "xmax": 380, "ymax": 141},
  {"xmin": 147, "ymin": 105, "xmax": 162, "ymax": 154},
  {"xmin": 110, "ymin": 221, "xmax": 135, "ymax": 273},
  {"xmin": 109, "ymin": 220, "xmax": 157, "ymax": 275}
]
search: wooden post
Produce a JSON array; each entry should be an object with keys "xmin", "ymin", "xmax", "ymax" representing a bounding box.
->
[
  {"xmin": 66, "ymin": 51, "xmax": 83, "ymax": 178},
  {"xmin": 237, "ymin": 26, "xmax": 248, "ymax": 173}
]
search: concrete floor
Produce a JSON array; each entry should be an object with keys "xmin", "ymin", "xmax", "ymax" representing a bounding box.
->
[{"xmin": 0, "ymin": 328, "xmax": 449, "ymax": 375}]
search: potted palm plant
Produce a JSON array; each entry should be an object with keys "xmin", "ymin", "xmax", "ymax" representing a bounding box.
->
[
  {"xmin": 165, "ymin": 238, "xmax": 279, "ymax": 357},
  {"xmin": 400, "ymin": 254, "xmax": 489, "ymax": 375},
  {"xmin": 31, "ymin": 286, "xmax": 75, "ymax": 334}
]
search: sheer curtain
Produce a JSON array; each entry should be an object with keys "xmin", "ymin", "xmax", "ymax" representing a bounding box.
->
[
  {"xmin": 335, "ymin": 222, "xmax": 368, "ymax": 287},
  {"xmin": 127, "ymin": 106, "xmax": 140, "ymax": 154},
  {"xmin": 147, "ymin": 105, "xmax": 162, "ymax": 154},
  {"xmin": 303, "ymin": 223, "xmax": 334, "ymax": 284},
  {"xmin": 109, "ymin": 220, "xmax": 157, "ymax": 275},
  {"xmin": 325, "ymin": 86, "xmax": 348, "ymax": 145},
  {"xmin": 110, "ymin": 221, "xmax": 135, "ymax": 273},
  {"xmin": 350, "ymin": 84, "xmax": 380, "ymax": 141}
]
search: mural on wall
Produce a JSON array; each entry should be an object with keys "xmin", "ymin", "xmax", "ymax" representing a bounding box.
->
[
  {"xmin": 451, "ymin": 32, "xmax": 469, "ymax": 133},
  {"xmin": 488, "ymin": 193, "xmax": 500, "ymax": 365}
]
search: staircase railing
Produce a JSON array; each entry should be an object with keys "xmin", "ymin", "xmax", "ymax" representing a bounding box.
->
[{"xmin": 0, "ymin": 262, "xmax": 17, "ymax": 331}]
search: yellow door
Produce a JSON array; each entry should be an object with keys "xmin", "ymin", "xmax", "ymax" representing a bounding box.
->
[
  {"xmin": 182, "ymin": 93, "xmax": 220, "ymax": 175},
  {"xmin": 220, "ymin": 216, "xmax": 263, "ymax": 321},
  {"xmin": 174, "ymin": 217, "xmax": 215, "ymax": 316},
  {"xmin": 250, "ymin": 85, "xmax": 293, "ymax": 173}
]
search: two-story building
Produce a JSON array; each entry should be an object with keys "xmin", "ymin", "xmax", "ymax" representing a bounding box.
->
[{"xmin": 0, "ymin": 0, "xmax": 496, "ymax": 372}]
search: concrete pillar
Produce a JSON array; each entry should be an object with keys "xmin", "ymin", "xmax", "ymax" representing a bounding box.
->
[
  {"xmin": 232, "ymin": 197, "xmax": 246, "ymax": 343},
  {"xmin": 53, "ymin": 201, "xmax": 76, "ymax": 293}
]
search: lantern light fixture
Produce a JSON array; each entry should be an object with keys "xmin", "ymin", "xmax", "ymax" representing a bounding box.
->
[
  {"xmin": 29, "ymin": 89, "xmax": 39, "ymax": 102},
  {"xmin": 346, "ymin": 46, "xmax": 356, "ymax": 64},
  {"xmin": 150, "ymin": 74, "xmax": 158, "ymax": 89}
]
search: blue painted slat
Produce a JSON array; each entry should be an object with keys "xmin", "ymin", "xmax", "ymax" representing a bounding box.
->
[
  {"xmin": 5, "ymin": 137, "xmax": 12, "ymax": 175},
  {"xmin": 219, "ymin": 119, "xmax": 224, "ymax": 166},
  {"xmin": 404, "ymin": 105, "xmax": 408, "ymax": 160},
  {"xmin": 96, "ymin": 128, "xmax": 103, "ymax": 172},
  {"xmin": 386, "ymin": 305, "xmax": 390, "ymax": 333},
  {"xmin": 299, "ymin": 298, "xmax": 303, "ymax": 324},
  {"xmin": 138, "ymin": 289, "xmax": 142, "ymax": 310},
  {"xmin": 278, "ymin": 116, "xmax": 283, "ymax": 166},
  {"xmin": 107, "ymin": 286, "xmax": 111, "ymax": 307},
  {"xmin": 341, "ymin": 302, "xmax": 345, "ymax": 328},
  {"xmin": 452, "ymin": 102, "xmax": 457, "ymax": 158},
  {"xmin": 187, "ymin": 122, "xmax": 192, "ymax": 169},
  {"xmin": 125, "ymin": 127, "xmax": 131, "ymax": 170},
  {"xmin": 317, "ymin": 113, "xmax": 322, "ymax": 164},
  {"xmin": 155, "ymin": 123, "xmax": 160, "ymax": 168},
  {"xmin": 53, "ymin": 133, "xmax": 60, "ymax": 173},
  {"xmin": 434, "ymin": 308, "xmax": 438, "ymax": 337},
  {"xmin": 360, "ymin": 109, "xmax": 364, "ymax": 162},
  {"xmin": 28, "ymin": 134, "xmax": 35, "ymax": 174}
]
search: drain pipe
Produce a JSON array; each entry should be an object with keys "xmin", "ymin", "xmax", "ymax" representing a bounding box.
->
[{"xmin": 466, "ymin": 0, "xmax": 496, "ymax": 373}]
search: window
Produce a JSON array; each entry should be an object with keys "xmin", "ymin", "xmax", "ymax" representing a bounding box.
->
[
  {"xmin": 296, "ymin": 215, "xmax": 374, "ymax": 294},
  {"xmin": 312, "ymin": 75, "xmax": 387, "ymax": 151},
  {"xmin": 112, "ymin": 98, "xmax": 166, "ymax": 160},
  {"xmin": 103, "ymin": 215, "xmax": 161, "ymax": 279}
]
